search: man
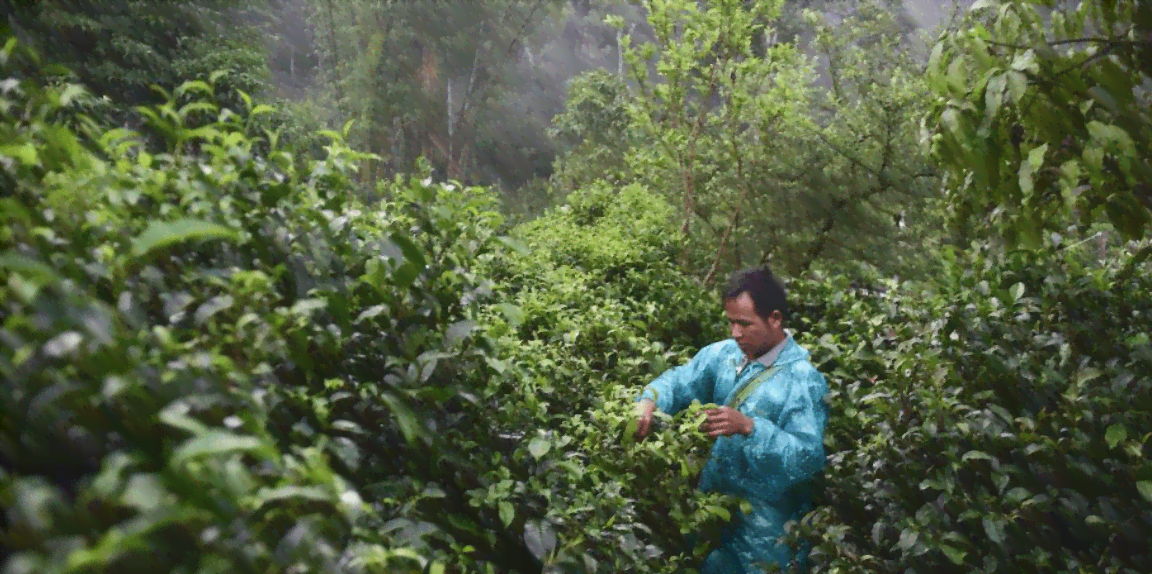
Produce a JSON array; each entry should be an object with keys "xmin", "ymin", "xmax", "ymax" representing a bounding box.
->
[{"xmin": 634, "ymin": 266, "xmax": 829, "ymax": 574}]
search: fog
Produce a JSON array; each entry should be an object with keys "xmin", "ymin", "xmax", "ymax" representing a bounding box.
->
[{"xmin": 250, "ymin": 0, "xmax": 975, "ymax": 187}]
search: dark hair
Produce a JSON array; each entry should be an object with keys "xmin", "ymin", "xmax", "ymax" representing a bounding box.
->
[{"xmin": 723, "ymin": 266, "xmax": 788, "ymax": 320}]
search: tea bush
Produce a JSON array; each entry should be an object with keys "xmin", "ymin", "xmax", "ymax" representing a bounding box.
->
[
  {"xmin": 6, "ymin": 31, "xmax": 1152, "ymax": 574},
  {"xmin": 788, "ymin": 244, "xmax": 1152, "ymax": 573},
  {"xmin": 0, "ymin": 40, "xmax": 747, "ymax": 574},
  {"xmin": 0, "ymin": 40, "xmax": 537, "ymax": 574},
  {"xmin": 465, "ymin": 178, "xmax": 750, "ymax": 572}
]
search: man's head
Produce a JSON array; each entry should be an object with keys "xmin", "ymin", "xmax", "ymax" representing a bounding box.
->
[{"xmin": 723, "ymin": 266, "xmax": 788, "ymax": 359}]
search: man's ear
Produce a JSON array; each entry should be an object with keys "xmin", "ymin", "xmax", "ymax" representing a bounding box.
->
[{"xmin": 767, "ymin": 310, "xmax": 783, "ymax": 329}]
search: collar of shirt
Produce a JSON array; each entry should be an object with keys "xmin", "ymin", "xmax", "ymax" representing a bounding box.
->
[{"xmin": 737, "ymin": 331, "xmax": 791, "ymax": 375}]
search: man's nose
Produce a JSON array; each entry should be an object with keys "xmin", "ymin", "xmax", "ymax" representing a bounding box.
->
[{"xmin": 730, "ymin": 324, "xmax": 741, "ymax": 338}]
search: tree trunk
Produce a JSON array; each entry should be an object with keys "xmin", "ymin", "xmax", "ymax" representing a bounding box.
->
[
  {"xmin": 680, "ymin": 165, "xmax": 694, "ymax": 271},
  {"xmin": 323, "ymin": 0, "xmax": 347, "ymax": 123}
]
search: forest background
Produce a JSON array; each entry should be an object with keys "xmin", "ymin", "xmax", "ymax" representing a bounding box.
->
[{"xmin": 3, "ymin": 0, "xmax": 1152, "ymax": 573}]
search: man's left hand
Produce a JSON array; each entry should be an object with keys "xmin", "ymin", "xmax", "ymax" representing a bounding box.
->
[{"xmin": 701, "ymin": 407, "xmax": 754, "ymax": 438}]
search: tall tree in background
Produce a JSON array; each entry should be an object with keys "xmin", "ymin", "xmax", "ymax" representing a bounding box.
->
[
  {"xmin": 793, "ymin": 1, "xmax": 942, "ymax": 278},
  {"xmin": 547, "ymin": 68, "xmax": 637, "ymax": 195},
  {"xmin": 549, "ymin": 0, "xmax": 942, "ymax": 281},
  {"xmin": 302, "ymin": 0, "xmax": 570, "ymax": 190}
]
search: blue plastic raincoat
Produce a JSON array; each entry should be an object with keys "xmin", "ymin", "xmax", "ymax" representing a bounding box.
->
[{"xmin": 636, "ymin": 335, "xmax": 829, "ymax": 574}]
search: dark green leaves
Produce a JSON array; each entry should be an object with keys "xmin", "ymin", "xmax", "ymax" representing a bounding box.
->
[
  {"xmin": 796, "ymin": 243, "xmax": 1152, "ymax": 573},
  {"xmin": 927, "ymin": 0, "xmax": 1151, "ymax": 246},
  {"xmin": 7, "ymin": 8, "xmax": 1152, "ymax": 574},
  {"xmin": 387, "ymin": 232, "xmax": 426, "ymax": 288},
  {"xmin": 1, "ymin": 53, "xmax": 507, "ymax": 574}
]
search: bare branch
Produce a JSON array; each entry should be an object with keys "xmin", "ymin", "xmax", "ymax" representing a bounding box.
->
[{"xmin": 704, "ymin": 211, "xmax": 739, "ymax": 286}]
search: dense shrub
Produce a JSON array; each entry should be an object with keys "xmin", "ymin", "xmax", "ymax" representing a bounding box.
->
[
  {"xmin": 0, "ymin": 41, "xmax": 538, "ymax": 574},
  {"xmin": 789, "ymin": 245, "xmax": 1152, "ymax": 573},
  {"xmin": 7, "ymin": 28, "xmax": 1152, "ymax": 574},
  {"xmin": 465, "ymin": 179, "xmax": 748, "ymax": 572},
  {"xmin": 0, "ymin": 41, "xmax": 746, "ymax": 574}
]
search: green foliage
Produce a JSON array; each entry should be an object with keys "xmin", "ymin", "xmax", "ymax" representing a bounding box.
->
[
  {"xmin": 464, "ymin": 180, "xmax": 745, "ymax": 571},
  {"xmin": 617, "ymin": 0, "xmax": 811, "ymax": 273},
  {"xmin": 548, "ymin": 70, "xmax": 636, "ymax": 197},
  {"xmin": 786, "ymin": 244, "xmax": 1152, "ymax": 573},
  {"xmin": 925, "ymin": 0, "xmax": 1152, "ymax": 249},
  {"xmin": 549, "ymin": 0, "xmax": 944, "ymax": 282},
  {"xmin": 0, "ymin": 40, "xmax": 535, "ymax": 574},
  {"xmin": 800, "ymin": 3, "xmax": 943, "ymax": 278},
  {"xmin": 8, "ymin": 0, "xmax": 1152, "ymax": 571},
  {"xmin": 305, "ymin": 0, "xmax": 568, "ymax": 188},
  {"xmin": 7, "ymin": 1, "xmax": 270, "ymax": 129},
  {"xmin": 0, "ymin": 37, "xmax": 757, "ymax": 574}
]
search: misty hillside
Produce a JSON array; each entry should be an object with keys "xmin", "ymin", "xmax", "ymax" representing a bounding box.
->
[{"xmin": 254, "ymin": 0, "xmax": 973, "ymax": 192}]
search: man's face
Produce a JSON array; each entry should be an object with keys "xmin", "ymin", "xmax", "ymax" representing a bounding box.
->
[{"xmin": 724, "ymin": 292, "xmax": 783, "ymax": 359}]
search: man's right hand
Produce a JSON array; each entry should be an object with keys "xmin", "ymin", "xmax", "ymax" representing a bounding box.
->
[{"xmin": 635, "ymin": 399, "xmax": 657, "ymax": 438}]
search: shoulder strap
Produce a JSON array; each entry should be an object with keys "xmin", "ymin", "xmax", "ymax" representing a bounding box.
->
[{"xmin": 725, "ymin": 364, "xmax": 783, "ymax": 409}]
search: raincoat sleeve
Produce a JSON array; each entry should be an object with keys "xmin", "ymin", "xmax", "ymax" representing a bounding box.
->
[
  {"xmin": 634, "ymin": 342, "xmax": 723, "ymax": 415},
  {"xmin": 714, "ymin": 362, "xmax": 829, "ymax": 501}
]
